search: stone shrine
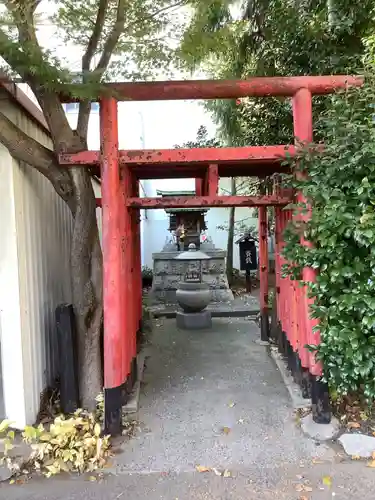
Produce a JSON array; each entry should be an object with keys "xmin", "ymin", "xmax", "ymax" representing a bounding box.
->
[{"xmin": 150, "ymin": 190, "xmax": 234, "ymax": 304}]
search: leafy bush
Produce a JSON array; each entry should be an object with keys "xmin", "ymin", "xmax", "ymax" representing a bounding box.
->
[
  {"xmin": 283, "ymin": 78, "xmax": 375, "ymax": 399},
  {"xmin": 142, "ymin": 266, "xmax": 153, "ymax": 280}
]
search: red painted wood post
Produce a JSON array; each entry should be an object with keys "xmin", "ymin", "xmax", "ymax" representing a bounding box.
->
[
  {"xmin": 274, "ymin": 176, "xmax": 284, "ymax": 352},
  {"xmin": 292, "ymin": 88, "xmax": 321, "ymax": 371},
  {"xmin": 207, "ymin": 164, "xmax": 219, "ymax": 197},
  {"xmin": 121, "ymin": 166, "xmax": 137, "ymax": 391},
  {"xmin": 258, "ymin": 206, "xmax": 269, "ymax": 341},
  {"xmin": 100, "ymin": 97, "xmax": 124, "ymax": 436},
  {"xmin": 293, "ymin": 88, "xmax": 329, "ymax": 422},
  {"xmin": 131, "ymin": 177, "xmax": 142, "ymax": 353},
  {"xmin": 195, "ymin": 178, "xmax": 203, "ymax": 196}
]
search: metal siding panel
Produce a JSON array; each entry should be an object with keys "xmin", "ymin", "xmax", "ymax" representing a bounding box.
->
[
  {"xmin": 12, "ymin": 108, "xmax": 73, "ymax": 425},
  {"xmin": 0, "ymin": 144, "xmax": 27, "ymax": 428}
]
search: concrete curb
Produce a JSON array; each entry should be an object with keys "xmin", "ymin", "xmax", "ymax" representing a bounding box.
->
[
  {"xmin": 269, "ymin": 346, "xmax": 312, "ymax": 410},
  {"xmin": 123, "ymin": 350, "xmax": 148, "ymax": 417},
  {"xmin": 269, "ymin": 346, "xmax": 342, "ymax": 442}
]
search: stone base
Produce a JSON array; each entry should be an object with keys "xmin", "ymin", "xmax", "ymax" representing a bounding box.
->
[{"xmin": 176, "ymin": 310, "xmax": 212, "ymax": 330}]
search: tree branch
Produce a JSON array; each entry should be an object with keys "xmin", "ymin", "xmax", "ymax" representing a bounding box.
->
[
  {"xmin": 0, "ymin": 109, "xmax": 75, "ymax": 210},
  {"xmin": 77, "ymin": 0, "xmax": 110, "ymax": 141},
  {"xmin": 82, "ymin": 0, "xmax": 109, "ymax": 72},
  {"xmin": 2, "ymin": 2, "xmax": 84, "ymax": 154},
  {"xmin": 76, "ymin": 0, "xmax": 125, "ymax": 141},
  {"xmin": 95, "ymin": 0, "xmax": 126, "ymax": 74}
]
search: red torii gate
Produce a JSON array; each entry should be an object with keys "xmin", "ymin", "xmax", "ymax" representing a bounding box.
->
[{"xmin": 60, "ymin": 75, "xmax": 362, "ymax": 435}]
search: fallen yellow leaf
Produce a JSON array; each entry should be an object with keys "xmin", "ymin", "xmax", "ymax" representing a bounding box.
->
[
  {"xmin": 9, "ymin": 479, "xmax": 15, "ymax": 485},
  {"xmin": 88, "ymin": 476, "xmax": 97, "ymax": 482},
  {"xmin": 351, "ymin": 455, "xmax": 361, "ymax": 460},
  {"xmin": 229, "ymin": 402, "xmax": 236, "ymax": 408},
  {"xmin": 367, "ymin": 460, "xmax": 375, "ymax": 468},
  {"xmin": 323, "ymin": 475, "xmax": 332, "ymax": 487},
  {"xmin": 222, "ymin": 426, "xmax": 231, "ymax": 435},
  {"xmin": 223, "ymin": 469, "xmax": 232, "ymax": 478},
  {"xmin": 196, "ymin": 465, "xmax": 211, "ymax": 473},
  {"xmin": 312, "ymin": 458, "xmax": 324, "ymax": 464},
  {"xmin": 347, "ymin": 421, "xmax": 361, "ymax": 429}
]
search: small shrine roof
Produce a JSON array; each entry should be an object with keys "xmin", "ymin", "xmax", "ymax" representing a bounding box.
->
[
  {"xmin": 165, "ymin": 208, "xmax": 208, "ymax": 213},
  {"xmin": 156, "ymin": 190, "xmax": 195, "ymax": 197},
  {"xmin": 235, "ymin": 233, "xmax": 257, "ymax": 244},
  {"xmin": 157, "ymin": 190, "xmax": 209, "ymax": 213}
]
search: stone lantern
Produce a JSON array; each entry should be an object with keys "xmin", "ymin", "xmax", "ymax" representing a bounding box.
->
[{"xmin": 174, "ymin": 243, "xmax": 212, "ymax": 329}]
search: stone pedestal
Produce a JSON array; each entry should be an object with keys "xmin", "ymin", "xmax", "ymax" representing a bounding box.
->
[
  {"xmin": 176, "ymin": 310, "xmax": 212, "ymax": 330},
  {"xmin": 151, "ymin": 240, "xmax": 234, "ymax": 304}
]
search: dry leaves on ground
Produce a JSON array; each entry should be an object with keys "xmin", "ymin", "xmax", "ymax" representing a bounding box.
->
[
  {"xmin": 195, "ymin": 466, "xmax": 232, "ymax": 477},
  {"xmin": 222, "ymin": 426, "xmax": 231, "ymax": 435},
  {"xmin": 196, "ymin": 465, "xmax": 211, "ymax": 473},
  {"xmin": 347, "ymin": 421, "xmax": 361, "ymax": 429},
  {"xmin": 322, "ymin": 476, "xmax": 332, "ymax": 487},
  {"xmin": 366, "ymin": 451, "xmax": 375, "ymax": 467},
  {"xmin": 295, "ymin": 484, "xmax": 313, "ymax": 493}
]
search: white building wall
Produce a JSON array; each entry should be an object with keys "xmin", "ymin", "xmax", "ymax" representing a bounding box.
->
[
  {"xmin": 139, "ymin": 177, "xmax": 258, "ymax": 269},
  {"xmin": 0, "ymin": 96, "xmax": 73, "ymax": 428}
]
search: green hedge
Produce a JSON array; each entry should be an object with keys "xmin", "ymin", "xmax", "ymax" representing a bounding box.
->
[{"xmin": 283, "ymin": 79, "xmax": 375, "ymax": 399}]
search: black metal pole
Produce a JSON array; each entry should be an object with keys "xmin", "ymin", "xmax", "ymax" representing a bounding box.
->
[
  {"xmin": 310, "ymin": 374, "xmax": 331, "ymax": 424},
  {"xmin": 55, "ymin": 304, "xmax": 79, "ymax": 414}
]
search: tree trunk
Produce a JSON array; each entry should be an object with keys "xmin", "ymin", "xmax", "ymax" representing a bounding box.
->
[
  {"xmin": 226, "ymin": 178, "xmax": 236, "ymax": 287},
  {"xmin": 70, "ymin": 167, "xmax": 103, "ymax": 411}
]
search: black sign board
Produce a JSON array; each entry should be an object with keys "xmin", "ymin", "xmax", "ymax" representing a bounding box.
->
[{"xmin": 239, "ymin": 239, "xmax": 257, "ymax": 271}]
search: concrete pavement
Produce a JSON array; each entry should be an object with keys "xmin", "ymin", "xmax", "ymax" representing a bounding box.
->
[{"xmin": 2, "ymin": 318, "xmax": 375, "ymax": 499}]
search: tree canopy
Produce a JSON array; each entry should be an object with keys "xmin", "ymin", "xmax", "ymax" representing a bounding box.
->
[{"xmin": 180, "ymin": 0, "xmax": 375, "ymax": 145}]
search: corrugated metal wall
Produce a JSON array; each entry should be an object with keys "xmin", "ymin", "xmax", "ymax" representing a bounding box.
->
[{"xmin": 0, "ymin": 91, "xmax": 73, "ymax": 426}]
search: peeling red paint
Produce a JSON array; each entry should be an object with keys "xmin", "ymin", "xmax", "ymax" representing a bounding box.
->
[
  {"xmin": 59, "ymin": 145, "xmax": 296, "ymax": 167},
  {"xmin": 125, "ymin": 195, "xmax": 291, "ymax": 209},
  {"xmin": 60, "ymin": 75, "xmax": 363, "ymax": 102}
]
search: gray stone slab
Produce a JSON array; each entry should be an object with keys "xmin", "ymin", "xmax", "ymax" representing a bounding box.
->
[
  {"xmin": 301, "ymin": 413, "xmax": 340, "ymax": 442},
  {"xmin": 339, "ymin": 433, "xmax": 375, "ymax": 458},
  {"xmin": 0, "ymin": 465, "xmax": 12, "ymax": 482},
  {"xmin": 176, "ymin": 310, "xmax": 212, "ymax": 330},
  {"xmin": 151, "ymin": 305, "xmax": 259, "ymax": 319},
  {"xmin": 149, "ymin": 294, "xmax": 260, "ymax": 319}
]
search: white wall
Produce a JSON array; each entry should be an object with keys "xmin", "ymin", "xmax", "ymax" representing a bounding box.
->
[
  {"xmin": 0, "ymin": 96, "xmax": 73, "ymax": 428},
  {"xmin": 140, "ymin": 177, "xmax": 258, "ymax": 269}
]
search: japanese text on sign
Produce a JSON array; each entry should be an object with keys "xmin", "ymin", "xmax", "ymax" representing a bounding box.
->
[{"xmin": 245, "ymin": 250, "xmax": 253, "ymax": 265}]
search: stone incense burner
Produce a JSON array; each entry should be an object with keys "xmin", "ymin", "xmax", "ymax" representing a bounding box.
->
[{"xmin": 174, "ymin": 243, "xmax": 212, "ymax": 329}]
